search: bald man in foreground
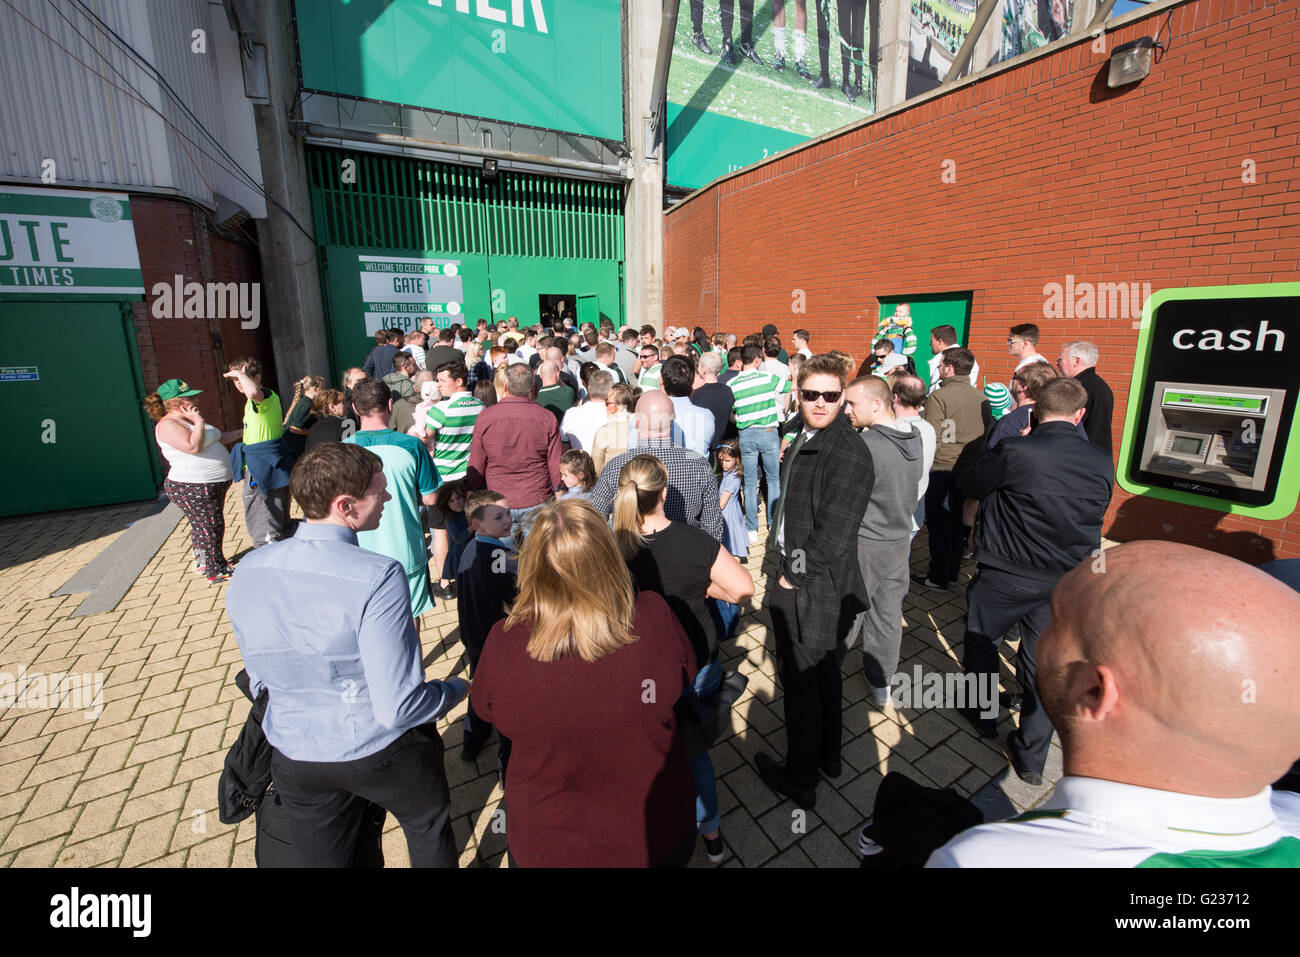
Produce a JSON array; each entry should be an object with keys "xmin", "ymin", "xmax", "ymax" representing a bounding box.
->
[{"xmin": 929, "ymin": 541, "xmax": 1300, "ymax": 867}]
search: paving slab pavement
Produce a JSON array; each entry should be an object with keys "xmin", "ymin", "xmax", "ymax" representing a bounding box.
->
[{"xmin": 0, "ymin": 490, "xmax": 1080, "ymax": 868}]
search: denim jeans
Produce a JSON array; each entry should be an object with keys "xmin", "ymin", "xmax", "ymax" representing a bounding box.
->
[
  {"xmin": 687, "ymin": 655, "xmax": 724, "ymax": 835},
  {"xmin": 738, "ymin": 426, "xmax": 781, "ymax": 532},
  {"xmin": 507, "ymin": 504, "xmax": 544, "ymax": 547},
  {"xmin": 708, "ymin": 597, "xmax": 740, "ymax": 645}
]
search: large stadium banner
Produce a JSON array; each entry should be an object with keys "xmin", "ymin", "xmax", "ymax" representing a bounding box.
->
[
  {"xmin": 997, "ymin": 0, "xmax": 1072, "ymax": 60},
  {"xmin": 666, "ymin": 0, "xmax": 876, "ymax": 191},
  {"xmin": 907, "ymin": 0, "xmax": 975, "ymax": 96},
  {"xmin": 294, "ymin": 0, "xmax": 623, "ymax": 142}
]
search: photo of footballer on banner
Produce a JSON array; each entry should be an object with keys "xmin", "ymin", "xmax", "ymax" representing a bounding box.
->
[{"xmin": 666, "ymin": 0, "xmax": 878, "ymax": 190}]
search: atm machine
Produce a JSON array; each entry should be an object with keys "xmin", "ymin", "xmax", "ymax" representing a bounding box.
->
[
  {"xmin": 1138, "ymin": 382, "xmax": 1287, "ymax": 494},
  {"xmin": 1119, "ymin": 283, "xmax": 1300, "ymax": 520}
]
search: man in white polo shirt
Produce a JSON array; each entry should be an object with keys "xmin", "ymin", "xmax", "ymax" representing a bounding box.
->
[
  {"xmin": 927, "ymin": 324, "xmax": 980, "ymax": 393},
  {"xmin": 929, "ymin": 541, "xmax": 1300, "ymax": 867}
]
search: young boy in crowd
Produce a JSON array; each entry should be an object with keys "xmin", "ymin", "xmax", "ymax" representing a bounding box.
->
[
  {"xmin": 224, "ymin": 357, "xmax": 294, "ymax": 547},
  {"xmin": 455, "ymin": 490, "xmax": 517, "ymax": 779}
]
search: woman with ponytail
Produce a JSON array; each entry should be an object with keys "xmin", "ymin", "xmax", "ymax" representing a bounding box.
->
[
  {"xmin": 282, "ymin": 375, "xmax": 325, "ymax": 455},
  {"xmin": 146, "ymin": 379, "xmax": 239, "ymax": 583},
  {"xmin": 612, "ymin": 455, "xmax": 754, "ymax": 864}
]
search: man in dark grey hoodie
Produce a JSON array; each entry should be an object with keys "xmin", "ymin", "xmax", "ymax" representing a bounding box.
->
[{"xmin": 845, "ymin": 376, "xmax": 925, "ymax": 708}]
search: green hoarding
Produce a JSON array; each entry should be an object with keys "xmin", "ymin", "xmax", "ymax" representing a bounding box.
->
[{"xmin": 295, "ymin": 0, "xmax": 624, "ymax": 141}]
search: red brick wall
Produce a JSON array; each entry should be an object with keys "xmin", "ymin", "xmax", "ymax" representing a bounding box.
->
[
  {"xmin": 129, "ymin": 196, "xmax": 274, "ymax": 435},
  {"xmin": 664, "ymin": 0, "xmax": 1300, "ymax": 563}
]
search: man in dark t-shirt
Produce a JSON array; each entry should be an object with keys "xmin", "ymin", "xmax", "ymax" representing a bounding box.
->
[
  {"xmin": 535, "ymin": 361, "xmax": 574, "ymax": 425},
  {"xmin": 692, "ymin": 352, "xmax": 738, "ymax": 452}
]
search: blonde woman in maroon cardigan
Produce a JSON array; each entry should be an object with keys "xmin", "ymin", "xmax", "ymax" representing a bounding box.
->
[{"xmin": 471, "ymin": 499, "xmax": 698, "ymax": 867}]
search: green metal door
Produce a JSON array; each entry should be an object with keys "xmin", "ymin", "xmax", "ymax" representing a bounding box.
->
[
  {"xmin": 878, "ymin": 293, "xmax": 974, "ymax": 382},
  {"xmin": 0, "ymin": 300, "xmax": 159, "ymax": 516},
  {"xmin": 576, "ymin": 294, "xmax": 599, "ymax": 328}
]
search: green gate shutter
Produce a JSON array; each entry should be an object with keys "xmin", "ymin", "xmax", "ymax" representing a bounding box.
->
[{"xmin": 0, "ymin": 300, "xmax": 159, "ymax": 516}]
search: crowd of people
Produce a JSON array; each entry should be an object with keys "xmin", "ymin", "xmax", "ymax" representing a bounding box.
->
[{"xmin": 142, "ymin": 312, "xmax": 1300, "ymax": 868}]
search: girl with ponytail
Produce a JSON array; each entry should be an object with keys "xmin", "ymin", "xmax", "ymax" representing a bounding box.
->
[
  {"xmin": 282, "ymin": 375, "xmax": 325, "ymax": 454},
  {"xmin": 613, "ymin": 454, "xmax": 754, "ymax": 864}
]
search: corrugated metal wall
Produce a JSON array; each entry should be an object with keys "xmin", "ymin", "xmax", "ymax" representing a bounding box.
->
[
  {"xmin": 0, "ymin": 0, "xmax": 260, "ymax": 211},
  {"xmin": 306, "ymin": 147, "xmax": 625, "ymax": 262}
]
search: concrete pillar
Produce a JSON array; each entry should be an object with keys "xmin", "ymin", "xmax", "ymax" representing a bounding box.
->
[
  {"xmin": 624, "ymin": 2, "xmax": 665, "ymax": 335},
  {"xmin": 876, "ymin": 0, "xmax": 913, "ymax": 110},
  {"xmin": 247, "ymin": 0, "xmax": 330, "ymax": 394}
]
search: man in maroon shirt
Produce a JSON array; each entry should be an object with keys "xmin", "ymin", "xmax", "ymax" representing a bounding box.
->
[{"xmin": 466, "ymin": 363, "xmax": 562, "ymax": 537}]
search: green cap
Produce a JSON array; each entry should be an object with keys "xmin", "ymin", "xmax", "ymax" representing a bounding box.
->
[
  {"xmin": 157, "ymin": 378, "xmax": 202, "ymax": 401},
  {"xmin": 984, "ymin": 382, "xmax": 1012, "ymax": 420}
]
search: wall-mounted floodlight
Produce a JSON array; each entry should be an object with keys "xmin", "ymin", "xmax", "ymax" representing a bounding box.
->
[
  {"xmin": 1107, "ymin": 37, "xmax": 1157, "ymax": 88},
  {"xmin": 481, "ymin": 157, "xmax": 498, "ymax": 181}
]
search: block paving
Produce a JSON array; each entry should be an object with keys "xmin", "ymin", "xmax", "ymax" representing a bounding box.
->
[{"xmin": 0, "ymin": 492, "xmax": 1065, "ymax": 868}]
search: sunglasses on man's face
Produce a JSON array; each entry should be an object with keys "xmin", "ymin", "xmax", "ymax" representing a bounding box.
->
[{"xmin": 799, "ymin": 389, "xmax": 843, "ymax": 404}]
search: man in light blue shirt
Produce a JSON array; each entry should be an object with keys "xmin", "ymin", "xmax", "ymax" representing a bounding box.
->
[{"xmin": 226, "ymin": 442, "xmax": 467, "ymax": 867}]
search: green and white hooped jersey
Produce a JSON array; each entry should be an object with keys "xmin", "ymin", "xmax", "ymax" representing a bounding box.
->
[
  {"xmin": 638, "ymin": 363, "xmax": 662, "ymax": 392},
  {"xmin": 425, "ymin": 392, "xmax": 484, "ymax": 482},
  {"xmin": 928, "ymin": 777, "xmax": 1300, "ymax": 868},
  {"xmin": 729, "ymin": 369, "xmax": 792, "ymax": 430}
]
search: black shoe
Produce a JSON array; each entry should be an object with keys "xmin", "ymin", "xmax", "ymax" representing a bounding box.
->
[
  {"xmin": 692, "ymin": 31, "xmax": 713, "ymax": 55},
  {"xmin": 1007, "ymin": 735, "xmax": 1044, "ymax": 786},
  {"xmin": 957, "ymin": 705, "xmax": 997, "ymax": 740},
  {"xmin": 755, "ymin": 752, "xmax": 817, "ymax": 809},
  {"xmin": 840, "ymin": 79, "xmax": 857, "ymax": 102},
  {"xmin": 810, "ymin": 73, "xmax": 832, "ymax": 89},
  {"xmin": 910, "ymin": 573, "xmax": 949, "ymax": 592},
  {"xmin": 703, "ymin": 832, "xmax": 726, "ymax": 863},
  {"xmin": 820, "ymin": 759, "xmax": 843, "ymax": 781},
  {"xmin": 795, "ymin": 59, "xmax": 813, "ymax": 79},
  {"xmin": 739, "ymin": 41, "xmax": 765, "ymax": 67},
  {"xmin": 720, "ymin": 38, "xmax": 739, "ymax": 65},
  {"xmin": 771, "ymin": 52, "xmax": 785, "ymax": 71},
  {"xmin": 1000, "ymin": 692, "xmax": 1023, "ymax": 713},
  {"xmin": 850, "ymin": 80, "xmax": 863, "ymax": 98}
]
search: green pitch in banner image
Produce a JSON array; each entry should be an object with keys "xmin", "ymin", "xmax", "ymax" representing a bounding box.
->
[{"xmin": 295, "ymin": 0, "xmax": 623, "ymax": 141}]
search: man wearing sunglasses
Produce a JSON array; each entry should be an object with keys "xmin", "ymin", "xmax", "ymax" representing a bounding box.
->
[
  {"xmin": 637, "ymin": 345, "xmax": 665, "ymax": 393},
  {"xmin": 1007, "ymin": 323, "xmax": 1048, "ymax": 372},
  {"xmin": 754, "ymin": 355, "xmax": 875, "ymax": 809}
]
